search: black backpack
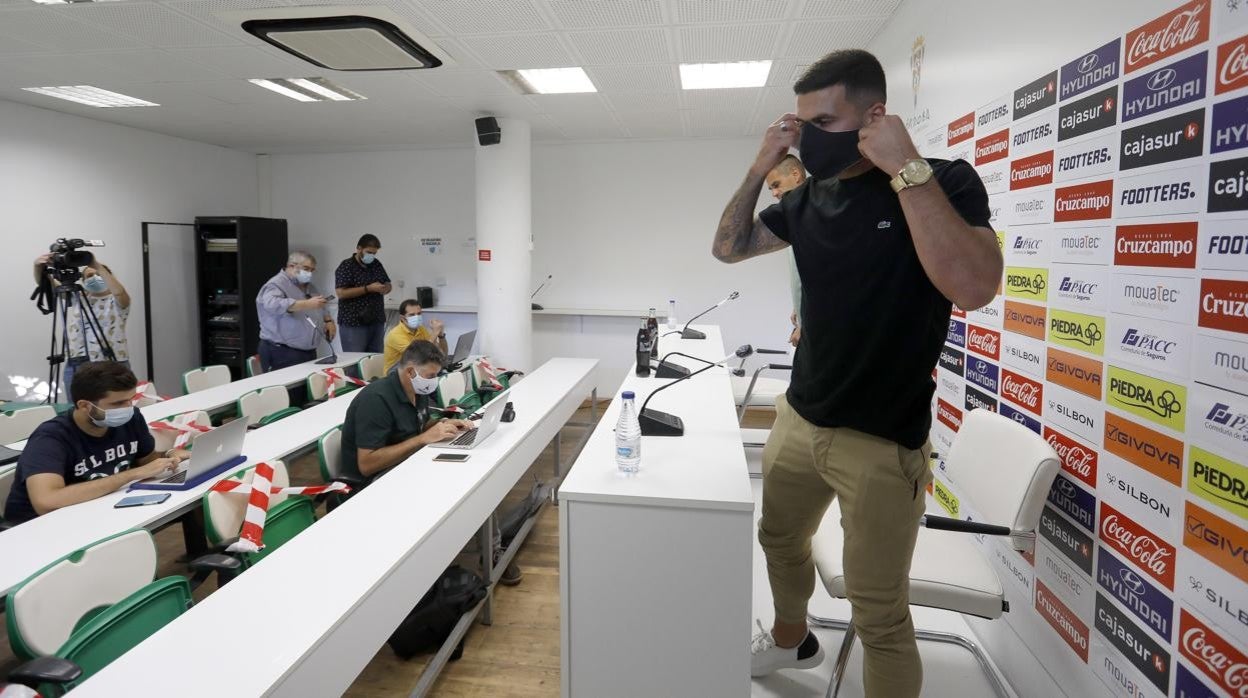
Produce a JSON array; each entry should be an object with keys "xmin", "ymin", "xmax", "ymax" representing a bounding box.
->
[{"xmin": 388, "ymin": 565, "xmax": 489, "ymax": 660}]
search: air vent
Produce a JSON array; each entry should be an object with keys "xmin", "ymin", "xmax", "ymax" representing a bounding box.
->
[{"xmin": 242, "ymin": 16, "xmax": 442, "ymax": 71}]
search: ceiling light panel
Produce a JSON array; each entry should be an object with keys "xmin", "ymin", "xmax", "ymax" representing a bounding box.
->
[
  {"xmin": 507, "ymin": 67, "xmax": 596, "ymax": 94},
  {"xmin": 679, "ymin": 61, "xmax": 772, "ymax": 89},
  {"xmin": 21, "ymin": 85, "xmax": 158, "ymax": 107},
  {"xmin": 248, "ymin": 77, "xmax": 366, "ymax": 102}
]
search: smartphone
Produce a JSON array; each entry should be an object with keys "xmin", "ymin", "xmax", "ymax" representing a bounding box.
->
[
  {"xmin": 115, "ymin": 493, "xmax": 171, "ymax": 508},
  {"xmin": 433, "ymin": 453, "xmax": 470, "ymax": 463}
]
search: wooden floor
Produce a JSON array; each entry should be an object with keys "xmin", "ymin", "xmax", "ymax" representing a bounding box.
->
[{"xmin": 1, "ymin": 404, "xmax": 776, "ymax": 697}]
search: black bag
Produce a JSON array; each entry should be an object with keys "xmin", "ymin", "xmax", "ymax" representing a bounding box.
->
[
  {"xmin": 498, "ymin": 478, "xmax": 548, "ymax": 547},
  {"xmin": 388, "ymin": 565, "xmax": 488, "ymax": 661}
]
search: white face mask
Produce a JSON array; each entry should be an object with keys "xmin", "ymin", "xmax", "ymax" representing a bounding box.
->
[
  {"xmin": 404, "ymin": 314, "xmax": 423, "ymax": 329},
  {"xmin": 409, "ymin": 370, "xmax": 439, "ymax": 395},
  {"xmin": 89, "ymin": 402, "xmax": 134, "ymax": 428},
  {"xmin": 295, "ymin": 269, "xmax": 313, "ymax": 284},
  {"xmin": 84, "ymin": 276, "xmax": 109, "ymax": 294}
]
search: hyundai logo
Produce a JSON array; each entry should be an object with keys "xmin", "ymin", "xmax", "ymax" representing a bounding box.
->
[
  {"xmin": 1119, "ymin": 568, "xmax": 1145, "ymax": 595},
  {"xmin": 976, "ymin": 360, "xmax": 989, "ymax": 374},
  {"xmin": 1079, "ymin": 53, "xmax": 1100, "ymax": 74},
  {"xmin": 1058, "ymin": 479, "xmax": 1076, "ymax": 498},
  {"xmin": 1147, "ymin": 68, "xmax": 1177, "ymax": 91}
]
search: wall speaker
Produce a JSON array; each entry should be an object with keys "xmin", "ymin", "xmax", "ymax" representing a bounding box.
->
[
  {"xmin": 416, "ymin": 286, "xmax": 434, "ymax": 308},
  {"xmin": 475, "ymin": 116, "xmax": 501, "ymax": 146}
]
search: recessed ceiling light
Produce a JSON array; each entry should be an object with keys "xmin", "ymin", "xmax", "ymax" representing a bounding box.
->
[
  {"xmin": 21, "ymin": 85, "xmax": 158, "ymax": 108},
  {"xmin": 29, "ymin": 0, "xmax": 125, "ymax": 4},
  {"xmin": 248, "ymin": 77, "xmax": 366, "ymax": 102},
  {"xmin": 243, "ymin": 16, "xmax": 442, "ymax": 71},
  {"xmin": 505, "ymin": 67, "xmax": 597, "ymax": 95},
  {"xmin": 680, "ymin": 61, "xmax": 773, "ymax": 90}
]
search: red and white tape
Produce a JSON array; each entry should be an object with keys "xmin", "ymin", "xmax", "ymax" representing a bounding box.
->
[
  {"xmin": 322, "ymin": 367, "xmax": 366, "ymax": 399},
  {"xmin": 132, "ymin": 381, "xmax": 170, "ymax": 405},
  {"xmin": 477, "ymin": 358, "xmax": 505, "ymax": 390},
  {"xmin": 149, "ymin": 414, "xmax": 212, "ymax": 449},
  {"xmin": 209, "ymin": 461, "xmax": 350, "ymax": 553}
]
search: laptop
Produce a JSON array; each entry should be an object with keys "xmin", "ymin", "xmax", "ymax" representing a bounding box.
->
[
  {"xmin": 131, "ymin": 417, "xmax": 248, "ymax": 492},
  {"xmin": 432, "ymin": 388, "xmax": 511, "ymax": 451},
  {"xmin": 445, "ymin": 330, "xmax": 476, "ymax": 370}
]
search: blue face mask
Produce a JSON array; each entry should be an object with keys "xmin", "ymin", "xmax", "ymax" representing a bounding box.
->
[
  {"xmin": 295, "ymin": 269, "xmax": 313, "ymax": 285},
  {"xmin": 89, "ymin": 402, "xmax": 134, "ymax": 428},
  {"xmin": 404, "ymin": 314, "xmax": 423, "ymax": 329},
  {"xmin": 361, "ymin": 252, "xmax": 376, "ymax": 265},
  {"xmin": 84, "ymin": 276, "xmax": 108, "ymax": 294}
]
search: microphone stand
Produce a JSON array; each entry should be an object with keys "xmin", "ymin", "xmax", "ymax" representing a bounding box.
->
[
  {"xmin": 638, "ymin": 348, "xmax": 750, "ymax": 436},
  {"xmin": 679, "ymin": 292, "xmax": 738, "ymax": 339},
  {"xmin": 307, "ymin": 317, "xmax": 338, "ymax": 365},
  {"xmin": 531, "ymin": 274, "xmax": 552, "ymax": 311}
]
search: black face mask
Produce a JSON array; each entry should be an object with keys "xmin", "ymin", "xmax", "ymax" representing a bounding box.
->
[{"xmin": 798, "ymin": 123, "xmax": 862, "ymax": 180}]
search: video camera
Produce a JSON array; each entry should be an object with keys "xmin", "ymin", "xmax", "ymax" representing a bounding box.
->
[{"xmin": 45, "ymin": 238, "xmax": 104, "ymax": 284}]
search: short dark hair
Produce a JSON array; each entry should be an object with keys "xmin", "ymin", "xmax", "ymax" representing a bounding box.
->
[
  {"xmin": 770, "ymin": 154, "xmax": 805, "ymax": 177},
  {"xmin": 71, "ymin": 361, "xmax": 137, "ymax": 403},
  {"xmin": 357, "ymin": 234, "xmax": 381, "ymax": 249},
  {"xmin": 398, "ymin": 299, "xmax": 422, "ymax": 315},
  {"xmin": 793, "ymin": 49, "xmax": 886, "ymax": 107},
  {"xmin": 400, "ymin": 340, "xmax": 445, "ymax": 369}
]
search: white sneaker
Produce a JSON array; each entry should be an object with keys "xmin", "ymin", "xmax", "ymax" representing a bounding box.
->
[{"xmin": 750, "ymin": 619, "xmax": 825, "ymax": 677}]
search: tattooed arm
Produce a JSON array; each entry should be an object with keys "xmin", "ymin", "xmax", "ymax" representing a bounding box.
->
[
  {"xmin": 711, "ymin": 171, "xmax": 789, "ymax": 263},
  {"xmin": 712, "ymin": 113, "xmax": 798, "ymax": 264}
]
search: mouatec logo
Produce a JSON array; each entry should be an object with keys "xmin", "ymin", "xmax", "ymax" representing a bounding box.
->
[
  {"xmin": 975, "ymin": 128, "xmax": 1010, "ymax": 165},
  {"xmin": 1179, "ymin": 609, "xmax": 1248, "ymax": 697},
  {"xmin": 1100, "ymin": 501, "xmax": 1175, "ymax": 589},
  {"xmin": 947, "ymin": 112, "xmax": 975, "ymax": 145},
  {"xmin": 1097, "ymin": 547, "xmax": 1175, "ymax": 643},
  {"xmin": 1047, "ymin": 347, "xmax": 1104, "ymax": 400},
  {"xmin": 1114, "ymin": 222, "xmax": 1198, "ymax": 268},
  {"xmin": 1004, "ymin": 300, "xmax": 1046, "ymax": 340},
  {"xmin": 1103, "ymin": 412, "xmax": 1183, "ymax": 486},
  {"xmin": 1055, "ymin": 180, "xmax": 1114, "ymax": 222},
  {"xmin": 1199, "ymin": 278, "xmax": 1248, "ymax": 335},
  {"xmin": 1000, "ymin": 368, "xmax": 1042, "ymax": 415},
  {"xmin": 1095, "ymin": 592, "xmax": 1172, "ymax": 692},
  {"xmin": 1120, "ymin": 108, "xmax": 1205, "ymax": 170},
  {"xmin": 1123, "ymin": 51, "xmax": 1208, "ymax": 122},
  {"xmin": 1059, "ymin": 85, "xmax": 1118, "ymax": 141},
  {"xmin": 1061, "ymin": 38, "xmax": 1121, "ymax": 100},
  {"xmin": 1185, "ymin": 501, "xmax": 1248, "ymax": 583},
  {"xmin": 1217, "ymin": 33, "xmax": 1248, "ymax": 95},
  {"xmin": 1036, "ymin": 580, "xmax": 1090, "ymax": 662},
  {"xmin": 1106, "ymin": 365, "xmax": 1186, "ymax": 432},
  {"xmin": 1044, "ymin": 426, "xmax": 1098, "ymax": 488},
  {"xmin": 967, "ymin": 325, "xmax": 1001, "ymax": 360},
  {"xmin": 1124, "ymin": 0, "xmax": 1210, "ymax": 74}
]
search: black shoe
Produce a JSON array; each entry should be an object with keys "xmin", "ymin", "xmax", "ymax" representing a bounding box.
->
[{"xmin": 499, "ymin": 562, "xmax": 523, "ymax": 586}]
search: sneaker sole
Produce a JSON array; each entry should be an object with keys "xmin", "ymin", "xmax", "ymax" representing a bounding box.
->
[{"xmin": 750, "ymin": 644, "xmax": 825, "ymax": 677}]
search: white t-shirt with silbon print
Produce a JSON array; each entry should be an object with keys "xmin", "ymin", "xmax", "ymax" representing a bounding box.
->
[{"xmin": 66, "ymin": 293, "xmax": 129, "ymax": 361}]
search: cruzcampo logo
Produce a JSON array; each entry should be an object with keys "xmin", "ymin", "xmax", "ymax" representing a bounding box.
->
[
  {"xmin": 1107, "ymin": 365, "xmax": 1186, "ymax": 432},
  {"xmin": 934, "ymin": 478, "xmax": 960, "ymax": 517},
  {"xmin": 1188, "ymin": 445, "xmax": 1248, "ymax": 520},
  {"xmin": 1005, "ymin": 266, "xmax": 1049, "ymax": 301},
  {"xmin": 1049, "ymin": 308, "xmax": 1107, "ymax": 356}
]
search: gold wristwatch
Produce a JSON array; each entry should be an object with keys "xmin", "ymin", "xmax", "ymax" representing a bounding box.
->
[{"xmin": 889, "ymin": 158, "xmax": 933, "ymax": 193}]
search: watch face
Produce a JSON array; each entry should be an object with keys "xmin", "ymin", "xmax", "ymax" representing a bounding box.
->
[{"xmin": 903, "ymin": 159, "xmax": 933, "ymax": 183}]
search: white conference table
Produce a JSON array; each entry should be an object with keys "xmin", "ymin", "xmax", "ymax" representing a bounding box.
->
[
  {"xmin": 559, "ymin": 325, "xmax": 755, "ymax": 697},
  {"xmin": 0, "ymin": 389, "xmax": 362, "ymax": 595},
  {"xmin": 73, "ymin": 357, "xmax": 598, "ymax": 698}
]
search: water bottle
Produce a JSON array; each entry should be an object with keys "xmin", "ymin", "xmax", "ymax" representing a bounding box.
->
[
  {"xmin": 615, "ymin": 391, "xmax": 641, "ymax": 472},
  {"xmin": 667, "ymin": 299, "xmax": 678, "ymax": 329}
]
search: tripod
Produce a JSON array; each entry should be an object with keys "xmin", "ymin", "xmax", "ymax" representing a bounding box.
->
[{"xmin": 33, "ymin": 274, "xmax": 116, "ymax": 404}]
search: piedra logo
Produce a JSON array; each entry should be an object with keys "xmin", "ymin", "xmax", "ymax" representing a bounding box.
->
[
  {"xmin": 1107, "ymin": 365, "xmax": 1186, "ymax": 432},
  {"xmin": 1006, "ymin": 267, "xmax": 1049, "ymax": 300},
  {"xmin": 1049, "ymin": 309, "xmax": 1106, "ymax": 355}
]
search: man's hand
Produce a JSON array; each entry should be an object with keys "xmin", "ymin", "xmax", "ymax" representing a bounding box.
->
[
  {"xmin": 429, "ymin": 318, "xmax": 445, "ymax": 336},
  {"xmin": 324, "ymin": 320, "xmax": 336, "ymax": 342},
  {"xmin": 789, "ymin": 325, "xmax": 801, "ymax": 348},
  {"xmin": 752, "ymin": 113, "xmax": 801, "ymax": 177},
  {"xmin": 857, "ymin": 113, "xmax": 921, "ymax": 176},
  {"xmin": 135, "ymin": 458, "xmax": 178, "ymax": 481},
  {"xmin": 366, "ymin": 282, "xmax": 386, "ymax": 294},
  {"xmin": 422, "ymin": 419, "xmax": 471, "ymax": 444},
  {"xmin": 294, "ymin": 296, "xmax": 328, "ymax": 312},
  {"xmin": 35, "ymin": 253, "xmax": 52, "ymax": 267}
]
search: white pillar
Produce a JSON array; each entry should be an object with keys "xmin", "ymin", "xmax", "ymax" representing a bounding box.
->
[{"xmin": 474, "ymin": 118, "xmax": 532, "ymax": 371}]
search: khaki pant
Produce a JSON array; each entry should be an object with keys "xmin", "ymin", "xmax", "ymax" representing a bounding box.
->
[{"xmin": 759, "ymin": 395, "xmax": 932, "ymax": 698}]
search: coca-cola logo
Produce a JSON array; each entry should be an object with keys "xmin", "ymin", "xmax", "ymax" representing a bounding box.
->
[
  {"xmin": 1044, "ymin": 428, "xmax": 1096, "ymax": 487},
  {"xmin": 1218, "ymin": 36, "xmax": 1248, "ymax": 95},
  {"xmin": 1101, "ymin": 507, "xmax": 1175, "ymax": 588},
  {"xmin": 1181, "ymin": 619, "xmax": 1248, "ymax": 698},
  {"xmin": 1126, "ymin": 2, "xmax": 1210, "ymax": 73},
  {"xmin": 968, "ymin": 327, "xmax": 1000, "ymax": 358},
  {"xmin": 1002, "ymin": 373, "xmax": 1042, "ymax": 409}
]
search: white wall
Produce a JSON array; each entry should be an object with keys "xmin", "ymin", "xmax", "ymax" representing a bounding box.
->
[
  {"xmin": 0, "ymin": 99, "xmax": 258, "ymax": 401},
  {"xmin": 268, "ymin": 138, "xmax": 794, "ymax": 392}
]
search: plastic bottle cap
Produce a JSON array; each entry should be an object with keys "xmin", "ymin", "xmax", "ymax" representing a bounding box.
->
[{"xmin": 622, "ymin": 391, "xmax": 635, "ymax": 400}]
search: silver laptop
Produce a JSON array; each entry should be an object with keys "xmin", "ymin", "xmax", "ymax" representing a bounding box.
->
[
  {"xmin": 155, "ymin": 417, "xmax": 247, "ymax": 484},
  {"xmin": 445, "ymin": 330, "xmax": 476, "ymax": 368},
  {"xmin": 433, "ymin": 389, "xmax": 510, "ymax": 450}
]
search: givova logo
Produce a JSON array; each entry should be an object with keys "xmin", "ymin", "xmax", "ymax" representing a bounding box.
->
[
  {"xmin": 1184, "ymin": 500, "xmax": 1248, "ymax": 584},
  {"xmin": 1005, "ymin": 266, "xmax": 1048, "ymax": 301},
  {"xmin": 1106, "ymin": 365, "xmax": 1186, "ymax": 432},
  {"xmin": 1103, "ymin": 412, "xmax": 1183, "ymax": 487},
  {"xmin": 1049, "ymin": 308, "xmax": 1107, "ymax": 356},
  {"xmin": 1188, "ymin": 445, "xmax": 1248, "ymax": 521}
]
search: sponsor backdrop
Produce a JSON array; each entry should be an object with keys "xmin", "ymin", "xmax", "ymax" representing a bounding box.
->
[{"xmin": 915, "ymin": 2, "xmax": 1248, "ymax": 696}]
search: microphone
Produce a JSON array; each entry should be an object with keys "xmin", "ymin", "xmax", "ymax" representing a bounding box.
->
[
  {"xmin": 306, "ymin": 317, "xmax": 338, "ymax": 365},
  {"xmin": 680, "ymin": 291, "xmax": 739, "ymax": 339},
  {"xmin": 638, "ymin": 345, "xmax": 752, "ymax": 436},
  {"xmin": 531, "ymin": 274, "xmax": 553, "ymax": 311}
]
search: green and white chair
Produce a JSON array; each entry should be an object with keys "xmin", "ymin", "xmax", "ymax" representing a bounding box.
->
[
  {"xmin": 304, "ymin": 370, "xmax": 362, "ymax": 405},
  {"xmin": 315, "ymin": 426, "xmax": 361, "ymax": 510},
  {"xmin": 148, "ymin": 410, "xmax": 212, "ymax": 455},
  {"xmin": 182, "ymin": 365, "xmax": 231, "ymax": 395},
  {"xmin": 433, "ymin": 370, "xmax": 484, "ymax": 416},
  {"xmin": 3, "ymin": 530, "xmax": 198, "ymax": 695},
  {"xmin": 0, "ymin": 405, "xmax": 57, "ymax": 445},
  {"xmin": 356, "ymin": 353, "xmax": 385, "ymax": 382},
  {"xmin": 0, "ymin": 464, "xmax": 17, "ymax": 530},
  {"xmin": 236, "ymin": 386, "xmax": 301, "ymax": 428},
  {"xmin": 202, "ymin": 460, "xmax": 316, "ymax": 579},
  {"xmin": 245, "ymin": 354, "xmax": 263, "ymax": 377}
]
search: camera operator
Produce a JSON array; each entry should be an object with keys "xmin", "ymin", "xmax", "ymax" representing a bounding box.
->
[{"xmin": 33, "ymin": 253, "xmax": 132, "ymax": 397}]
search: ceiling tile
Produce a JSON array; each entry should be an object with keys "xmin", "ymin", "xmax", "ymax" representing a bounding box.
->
[
  {"xmin": 800, "ymin": 0, "xmax": 903, "ymax": 18},
  {"xmin": 0, "ymin": 7, "xmax": 143, "ymax": 52},
  {"xmin": 679, "ymin": 86, "xmax": 763, "ymax": 111},
  {"xmin": 677, "ymin": 23, "xmax": 782, "ymax": 62},
  {"xmin": 458, "ymin": 32, "xmax": 573, "ymax": 69},
  {"xmin": 164, "ymin": 46, "xmax": 303, "ymax": 80},
  {"xmin": 604, "ymin": 91, "xmax": 680, "ymax": 114},
  {"xmin": 785, "ymin": 18, "xmax": 887, "ymax": 57},
  {"xmin": 61, "ymin": 3, "xmax": 242, "ymax": 48},
  {"xmin": 683, "ymin": 107, "xmax": 752, "ymax": 137},
  {"xmin": 583, "ymin": 64, "xmax": 677, "ymax": 93},
  {"xmin": 546, "ymin": 0, "xmax": 664, "ymax": 29},
  {"xmin": 617, "ymin": 109, "xmax": 685, "ymax": 139},
  {"xmin": 417, "ymin": 0, "xmax": 551, "ymax": 35},
  {"xmin": 567, "ymin": 28, "xmax": 670, "ymax": 65},
  {"xmin": 90, "ymin": 50, "xmax": 230, "ymax": 83},
  {"xmin": 447, "ymin": 93, "xmax": 542, "ymax": 120},
  {"xmin": 159, "ymin": 0, "xmax": 285, "ymax": 35},
  {"xmin": 0, "ymin": 54, "xmax": 134, "ymax": 89},
  {"xmin": 674, "ymin": 0, "xmax": 794, "ymax": 24},
  {"xmin": 413, "ymin": 69, "xmax": 516, "ymax": 97},
  {"xmin": 0, "ymin": 34, "xmax": 48, "ymax": 57}
]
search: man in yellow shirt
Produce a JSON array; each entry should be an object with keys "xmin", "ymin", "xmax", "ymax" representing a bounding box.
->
[{"xmin": 383, "ymin": 299, "xmax": 449, "ymax": 373}]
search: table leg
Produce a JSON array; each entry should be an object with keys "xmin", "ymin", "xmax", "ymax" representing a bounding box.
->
[
  {"xmin": 479, "ymin": 515, "xmax": 494, "ymax": 626},
  {"xmin": 553, "ymin": 432, "xmax": 562, "ymax": 478},
  {"xmin": 590, "ymin": 388, "xmax": 598, "ymax": 423}
]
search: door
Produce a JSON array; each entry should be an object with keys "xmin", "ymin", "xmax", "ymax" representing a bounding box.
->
[{"xmin": 141, "ymin": 223, "xmax": 199, "ymax": 396}]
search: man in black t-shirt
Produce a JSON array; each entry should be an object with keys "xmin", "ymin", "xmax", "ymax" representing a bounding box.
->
[
  {"xmin": 714, "ymin": 51, "xmax": 1000, "ymax": 697},
  {"xmin": 334, "ymin": 234, "xmax": 392, "ymax": 354},
  {"xmin": 4, "ymin": 362, "xmax": 188, "ymax": 525}
]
